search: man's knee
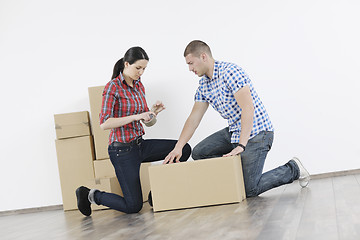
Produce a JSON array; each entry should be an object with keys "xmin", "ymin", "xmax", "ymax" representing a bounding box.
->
[
  {"xmin": 192, "ymin": 144, "xmax": 205, "ymax": 160},
  {"xmin": 244, "ymin": 182, "xmax": 260, "ymax": 198},
  {"xmin": 246, "ymin": 190, "xmax": 258, "ymax": 198}
]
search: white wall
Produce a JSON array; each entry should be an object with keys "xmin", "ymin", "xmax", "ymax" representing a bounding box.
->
[{"xmin": 1, "ymin": 0, "xmax": 359, "ymax": 211}]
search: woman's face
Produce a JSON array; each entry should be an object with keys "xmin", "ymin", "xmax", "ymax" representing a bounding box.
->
[{"xmin": 123, "ymin": 59, "xmax": 148, "ymax": 81}]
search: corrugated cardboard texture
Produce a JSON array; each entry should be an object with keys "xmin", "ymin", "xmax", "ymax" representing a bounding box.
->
[
  {"xmin": 88, "ymin": 86, "xmax": 110, "ymax": 160},
  {"xmin": 149, "ymin": 156, "xmax": 246, "ymax": 212},
  {"xmin": 55, "ymin": 136, "xmax": 95, "ymax": 211},
  {"xmin": 54, "ymin": 111, "xmax": 90, "ymax": 139}
]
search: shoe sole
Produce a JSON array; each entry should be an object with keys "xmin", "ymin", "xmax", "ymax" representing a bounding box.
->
[
  {"xmin": 75, "ymin": 187, "xmax": 91, "ymax": 216},
  {"xmin": 292, "ymin": 157, "xmax": 311, "ymax": 188}
]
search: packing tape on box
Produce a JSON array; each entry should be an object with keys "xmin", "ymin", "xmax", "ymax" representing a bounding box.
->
[{"xmin": 55, "ymin": 122, "xmax": 89, "ymax": 129}]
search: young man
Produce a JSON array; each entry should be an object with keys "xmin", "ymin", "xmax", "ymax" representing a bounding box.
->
[{"xmin": 164, "ymin": 40, "xmax": 310, "ymax": 197}]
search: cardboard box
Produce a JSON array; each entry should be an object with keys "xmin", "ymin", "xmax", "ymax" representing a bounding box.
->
[
  {"xmin": 85, "ymin": 177, "xmax": 123, "ymax": 211},
  {"xmin": 149, "ymin": 156, "xmax": 246, "ymax": 212},
  {"xmin": 94, "ymin": 158, "xmax": 115, "ymax": 178},
  {"xmin": 88, "ymin": 86, "xmax": 110, "ymax": 160},
  {"xmin": 54, "ymin": 111, "xmax": 90, "ymax": 139},
  {"xmin": 94, "ymin": 158, "xmax": 151, "ymax": 201},
  {"xmin": 139, "ymin": 162, "xmax": 151, "ymax": 201},
  {"xmin": 55, "ymin": 136, "xmax": 95, "ymax": 211}
]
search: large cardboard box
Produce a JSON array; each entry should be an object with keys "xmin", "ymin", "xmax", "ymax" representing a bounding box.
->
[
  {"xmin": 88, "ymin": 86, "xmax": 110, "ymax": 160},
  {"xmin": 55, "ymin": 136, "xmax": 95, "ymax": 211},
  {"xmin": 149, "ymin": 156, "xmax": 246, "ymax": 212},
  {"xmin": 85, "ymin": 177, "xmax": 123, "ymax": 211},
  {"xmin": 94, "ymin": 158, "xmax": 152, "ymax": 201},
  {"xmin": 54, "ymin": 111, "xmax": 90, "ymax": 139}
]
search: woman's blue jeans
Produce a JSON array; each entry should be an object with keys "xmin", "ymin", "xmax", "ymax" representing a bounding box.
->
[
  {"xmin": 94, "ymin": 139, "xmax": 191, "ymax": 213},
  {"xmin": 192, "ymin": 128, "xmax": 299, "ymax": 197}
]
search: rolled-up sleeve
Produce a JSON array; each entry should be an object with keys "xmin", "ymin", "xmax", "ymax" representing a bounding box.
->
[
  {"xmin": 194, "ymin": 86, "xmax": 207, "ymax": 102},
  {"xmin": 99, "ymin": 82, "xmax": 117, "ymax": 125}
]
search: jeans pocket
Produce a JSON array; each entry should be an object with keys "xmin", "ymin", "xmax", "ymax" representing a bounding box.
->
[
  {"xmin": 109, "ymin": 146, "xmax": 132, "ymax": 158},
  {"xmin": 267, "ymin": 132, "xmax": 274, "ymax": 151},
  {"xmin": 248, "ymin": 131, "xmax": 265, "ymax": 143},
  {"xmin": 268, "ymin": 139, "xmax": 273, "ymax": 151}
]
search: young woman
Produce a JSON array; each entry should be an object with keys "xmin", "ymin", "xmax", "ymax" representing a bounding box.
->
[{"xmin": 76, "ymin": 47, "xmax": 191, "ymax": 216}]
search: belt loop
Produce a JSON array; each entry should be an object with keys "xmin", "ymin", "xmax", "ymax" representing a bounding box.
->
[{"xmin": 136, "ymin": 136, "xmax": 143, "ymax": 145}]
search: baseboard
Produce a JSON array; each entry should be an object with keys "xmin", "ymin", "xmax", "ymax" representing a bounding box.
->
[
  {"xmin": 311, "ymin": 168, "xmax": 360, "ymax": 179},
  {"xmin": 0, "ymin": 205, "xmax": 63, "ymax": 216}
]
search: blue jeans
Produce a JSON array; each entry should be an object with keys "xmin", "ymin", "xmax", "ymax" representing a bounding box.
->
[
  {"xmin": 94, "ymin": 139, "xmax": 191, "ymax": 213},
  {"xmin": 192, "ymin": 128, "xmax": 299, "ymax": 197}
]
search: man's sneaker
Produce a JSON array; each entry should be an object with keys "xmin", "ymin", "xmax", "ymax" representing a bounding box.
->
[
  {"xmin": 292, "ymin": 157, "xmax": 310, "ymax": 187},
  {"xmin": 75, "ymin": 186, "xmax": 92, "ymax": 216}
]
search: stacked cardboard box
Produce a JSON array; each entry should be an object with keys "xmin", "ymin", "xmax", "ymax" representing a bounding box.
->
[
  {"xmin": 88, "ymin": 86, "xmax": 151, "ymax": 201},
  {"xmin": 149, "ymin": 155, "xmax": 246, "ymax": 212},
  {"xmin": 54, "ymin": 111, "xmax": 91, "ymax": 139},
  {"xmin": 54, "ymin": 111, "xmax": 96, "ymax": 211},
  {"xmin": 88, "ymin": 86, "xmax": 110, "ymax": 160},
  {"xmin": 54, "ymin": 111, "xmax": 124, "ymax": 211}
]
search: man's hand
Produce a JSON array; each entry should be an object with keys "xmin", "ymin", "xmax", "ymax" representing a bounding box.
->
[
  {"xmin": 163, "ymin": 148, "xmax": 182, "ymax": 164},
  {"xmin": 162, "ymin": 102, "xmax": 208, "ymax": 164},
  {"xmin": 223, "ymin": 146, "xmax": 244, "ymax": 157}
]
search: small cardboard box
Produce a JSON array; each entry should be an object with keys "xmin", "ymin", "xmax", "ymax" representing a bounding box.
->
[
  {"xmin": 94, "ymin": 158, "xmax": 115, "ymax": 178},
  {"xmin": 149, "ymin": 156, "xmax": 246, "ymax": 212},
  {"xmin": 88, "ymin": 86, "xmax": 110, "ymax": 160},
  {"xmin": 94, "ymin": 158, "xmax": 151, "ymax": 201},
  {"xmin": 55, "ymin": 136, "xmax": 95, "ymax": 211},
  {"xmin": 86, "ymin": 177, "xmax": 123, "ymax": 211},
  {"xmin": 54, "ymin": 111, "xmax": 90, "ymax": 139}
]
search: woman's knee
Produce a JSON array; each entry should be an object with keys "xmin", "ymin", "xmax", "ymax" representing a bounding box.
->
[
  {"xmin": 180, "ymin": 143, "xmax": 192, "ymax": 162},
  {"xmin": 125, "ymin": 202, "xmax": 143, "ymax": 214}
]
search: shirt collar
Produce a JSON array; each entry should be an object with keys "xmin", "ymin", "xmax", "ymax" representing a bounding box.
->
[
  {"xmin": 203, "ymin": 60, "xmax": 220, "ymax": 82},
  {"xmin": 117, "ymin": 72, "xmax": 140, "ymax": 87}
]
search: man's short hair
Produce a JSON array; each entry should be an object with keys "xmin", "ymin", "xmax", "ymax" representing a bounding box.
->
[{"xmin": 184, "ymin": 40, "xmax": 212, "ymax": 58}]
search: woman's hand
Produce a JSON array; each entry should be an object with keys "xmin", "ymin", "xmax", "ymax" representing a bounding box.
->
[
  {"xmin": 137, "ymin": 112, "xmax": 156, "ymax": 122},
  {"xmin": 151, "ymin": 101, "xmax": 166, "ymax": 115}
]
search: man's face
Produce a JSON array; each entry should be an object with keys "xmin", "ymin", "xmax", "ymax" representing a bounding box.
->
[{"xmin": 185, "ymin": 54, "xmax": 206, "ymax": 77}]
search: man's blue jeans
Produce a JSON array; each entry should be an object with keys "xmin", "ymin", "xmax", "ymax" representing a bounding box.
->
[
  {"xmin": 94, "ymin": 139, "xmax": 191, "ymax": 213},
  {"xmin": 192, "ymin": 128, "xmax": 299, "ymax": 197}
]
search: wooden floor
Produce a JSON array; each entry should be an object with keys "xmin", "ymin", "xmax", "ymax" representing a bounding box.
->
[{"xmin": 2, "ymin": 174, "xmax": 360, "ymax": 240}]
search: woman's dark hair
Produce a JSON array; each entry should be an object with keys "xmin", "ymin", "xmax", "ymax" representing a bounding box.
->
[{"xmin": 112, "ymin": 46, "xmax": 149, "ymax": 79}]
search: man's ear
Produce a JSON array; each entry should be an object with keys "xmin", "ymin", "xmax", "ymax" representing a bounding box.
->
[{"xmin": 200, "ymin": 52, "xmax": 207, "ymax": 62}]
